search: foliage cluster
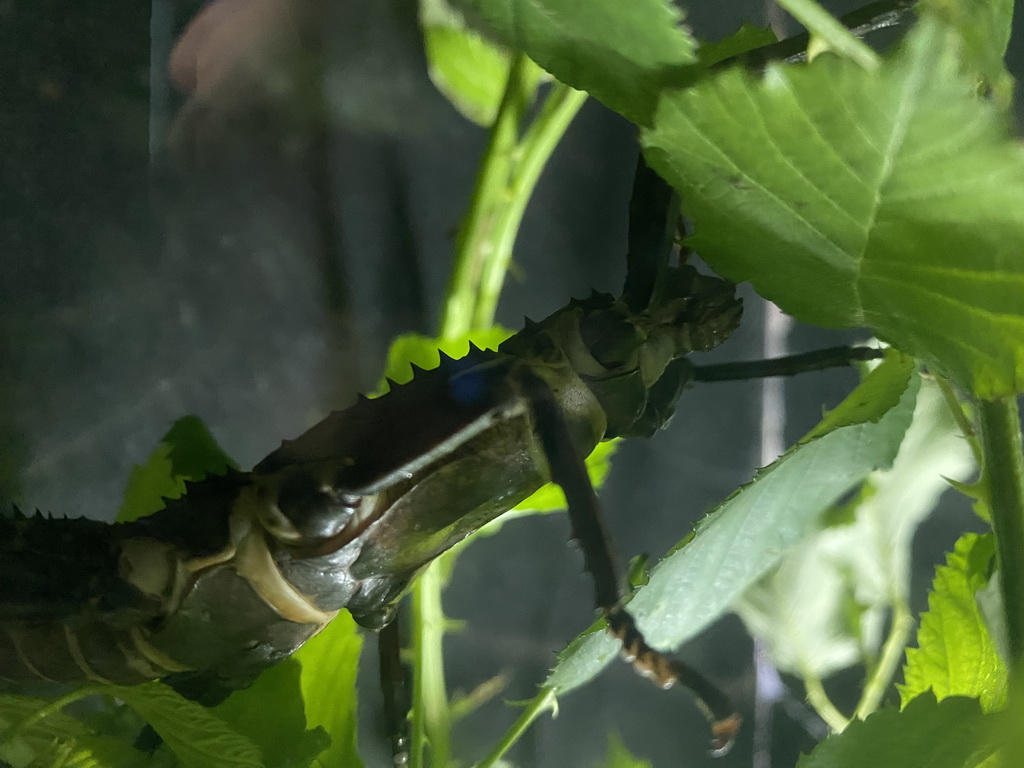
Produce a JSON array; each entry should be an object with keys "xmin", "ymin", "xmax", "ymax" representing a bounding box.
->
[{"xmin": 3, "ymin": 0, "xmax": 1024, "ymax": 766}]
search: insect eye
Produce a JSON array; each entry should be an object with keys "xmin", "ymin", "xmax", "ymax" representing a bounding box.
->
[{"xmin": 275, "ymin": 470, "xmax": 357, "ymax": 543}]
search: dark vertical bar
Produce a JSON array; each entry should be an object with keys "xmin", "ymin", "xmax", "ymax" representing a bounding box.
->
[
  {"xmin": 621, "ymin": 155, "xmax": 679, "ymax": 314},
  {"xmin": 378, "ymin": 618, "xmax": 411, "ymax": 767}
]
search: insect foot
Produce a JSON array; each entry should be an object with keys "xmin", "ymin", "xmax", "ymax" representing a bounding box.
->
[{"xmin": 605, "ymin": 607, "xmax": 741, "ymax": 756}]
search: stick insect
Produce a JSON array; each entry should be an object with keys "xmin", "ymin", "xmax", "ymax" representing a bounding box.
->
[{"xmin": 0, "ymin": 154, "xmax": 884, "ymax": 767}]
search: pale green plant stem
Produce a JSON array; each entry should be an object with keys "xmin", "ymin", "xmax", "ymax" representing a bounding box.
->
[
  {"xmin": 409, "ymin": 56, "xmax": 586, "ymax": 768},
  {"xmin": 979, "ymin": 398, "xmax": 1024, "ymax": 666},
  {"xmin": 471, "ymin": 84, "xmax": 588, "ymax": 329},
  {"xmin": 775, "ymin": 0, "xmax": 881, "ymax": 70},
  {"xmin": 411, "ymin": 564, "xmax": 453, "ymax": 768},
  {"xmin": 473, "ymin": 688, "xmax": 558, "ymax": 768},
  {"xmin": 441, "ymin": 52, "xmax": 532, "ymax": 340},
  {"xmin": 853, "ymin": 598, "xmax": 914, "ymax": 720},
  {"xmin": 801, "ymin": 670, "xmax": 849, "ymax": 733}
]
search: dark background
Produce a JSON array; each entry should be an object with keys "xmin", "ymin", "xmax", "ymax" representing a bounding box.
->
[{"xmin": 0, "ymin": 1, "xmax": 1014, "ymax": 766}]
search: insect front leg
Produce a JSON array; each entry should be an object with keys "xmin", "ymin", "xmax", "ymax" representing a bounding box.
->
[{"xmin": 517, "ymin": 367, "xmax": 742, "ymax": 756}]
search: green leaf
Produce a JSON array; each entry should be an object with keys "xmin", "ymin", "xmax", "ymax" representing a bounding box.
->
[
  {"xmin": 802, "ymin": 349, "xmax": 914, "ymax": 441},
  {"xmin": 108, "ymin": 683, "xmax": 264, "ymax": 768},
  {"xmin": 422, "ymin": 25, "xmax": 515, "ymax": 126},
  {"xmin": 642, "ymin": 15, "xmax": 1024, "ymax": 398},
  {"xmin": 736, "ymin": 375, "xmax": 976, "ymax": 677},
  {"xmin": 372, "ymin": 328, "xmax": 513, "ymax": 396},
  {"xmin": 546, "ymin": 355, "xmax": 918, "ymax": 693},
  {"xmin": 797, "ymin": 693, "xmax": 996, "ymax": 768},
  {"xmin": 293, "ymin": 612, "xmax": 365, "ymax": 768},
  {"xmin": 214, "ymin": 660, "xmax": 330, "ymax": 768},
  {"xmin": 456, "ymin": 0, "xmax": 696, "ymax": 126},
  {"xmin": 161, "ymin": 416, "xmax": 237, "ymax": 482},
  {"xmin": 900, "ymin": 532, "xmax": 1008, "ymax": 712},
  {"xmin": 118, "ymin": 416, "xmax": 237, "ymax": 523},
  {"xmin": 601, "ymin": 732, "xmax": 651, "ymax": 768},
  {"xmin": 419, "ymin": 0, "xmax": 545, "ymax": 126}
]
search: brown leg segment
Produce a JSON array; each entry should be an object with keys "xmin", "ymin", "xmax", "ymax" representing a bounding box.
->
[{"xmin": 517, "ymin": 366, "xmax": 741, "ymax": 756}]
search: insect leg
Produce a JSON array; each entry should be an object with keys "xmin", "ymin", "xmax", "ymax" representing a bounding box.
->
[
  {"xmin": 691, "ymin": 345, "xmax": 886, "ymax": 383},
  {"xmin": 620, "ymin": 154, "xmax": 678, "ymax": 314},
  {"xmin": 379, "ymin": 616, "xmax": 411, "ymax": 767},
  {"xmin": 517, "ymin": 368, "xmax": 741, "ymax": 755}
]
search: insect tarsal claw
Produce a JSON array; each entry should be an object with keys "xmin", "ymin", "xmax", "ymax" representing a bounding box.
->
[{"xmin": 708, "ymin": 714, "xmax": 742, "ymax": 757}]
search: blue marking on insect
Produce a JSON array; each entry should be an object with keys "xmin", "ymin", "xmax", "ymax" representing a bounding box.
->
[{"xmin": 449, "ymin": 370, "xmax": 488, "ymax": 405}]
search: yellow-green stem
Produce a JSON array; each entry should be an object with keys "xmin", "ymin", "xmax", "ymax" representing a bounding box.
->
[
  {"xmin": 473, "ymin": 689, "xmax": 557, "ymax": 768},
  {"xmin": 410, "ymin": 562, "xmax": 452, "ymax": 768},
  {"xmin": 853, "ymin": 599, "xmax": 914, "ymax": 720},
  {"xmin": 800, "ymin": 666, "xmax": 849, "ymax": 733},
  {"xmin": 935, "ymin": 375, "xmax": 983, "ymax": 470},
  {"xmin": 409, "ymin": 54, "xmax": 585, "ymax": 768},
  {"xmin": 774, "ymin": 0, "xmax": 881, "ymax": 69},
  {"xmin": 472, "ymin": 84, "xmax": 588, "ymax": 329},
  {"xmin": 442, "ymin": 52, "xmax": 533, "ymax": 340}
]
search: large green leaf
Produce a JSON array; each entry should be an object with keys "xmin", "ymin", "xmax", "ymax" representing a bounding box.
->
[
  {"xmin": 797, "ymin": 693, "xmax": 996, "ymax": 768},
  {"xmin": 455, "ymin": 0, "xmax": 696, "ymax": 125},
  {"xmin": 642, "ymin": 15, "xmax": 1024, "ymax": 398},
  {"xmin": 900, "ymin": 532, "xmax": 1008, "ymax": 713},
  {"xmin": 546, "ymin": 353, "xmax": 918, "ymax": 693}
]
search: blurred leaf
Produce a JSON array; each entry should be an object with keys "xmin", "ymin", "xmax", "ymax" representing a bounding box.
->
[
  {"xmin": 697, "ymin": 23, "xmax": 778, "ymax": 68},
  {"xmin": 601, "ymin": 732, "xmax": 651, "ymax": 768},
  {"xmin": 797, "ymin": 693, "xmax": 996, "ymax": 768},
  {"xmin": 547, "ymin": 355, "xmax": 918, "ymax": 693},
  {"xmin": 0, "ymin": 694, "xmax": 91, "ymax": 768},
  {"xmin": 214, "ymin": 661, "xmax": 329, "ymax": 768},
  {"xmin": 643, "ymin": 14, "xmax": 1024, "ymax": 398},
  {"xmin": 109, "ymin": 683, "xmax": 264, "ymax": 768},
  {"xmin": 919, "ymin": 0, "xmax": 1015, "ymax": 106},
  {"xmin": 294, "ymin": 612, "xmax": 364, "ymax": 768},
  {"xmin": 419, "ymin": 0, "xmax": 545, "ymax": 126},
  {"xmin": 456, "ymin": 0, "xmax": 696, "ymax": 125},
  {"xmin": 736, "ymin": 375, "xmax": 975, "ymax": 677},
  {"xmin": 118, "ymin": 416, "xmax": 237, "ymax": 523},
  {"xmin": 900, "ymin": 533, "xmax": 1007, "ymax": 712}
]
